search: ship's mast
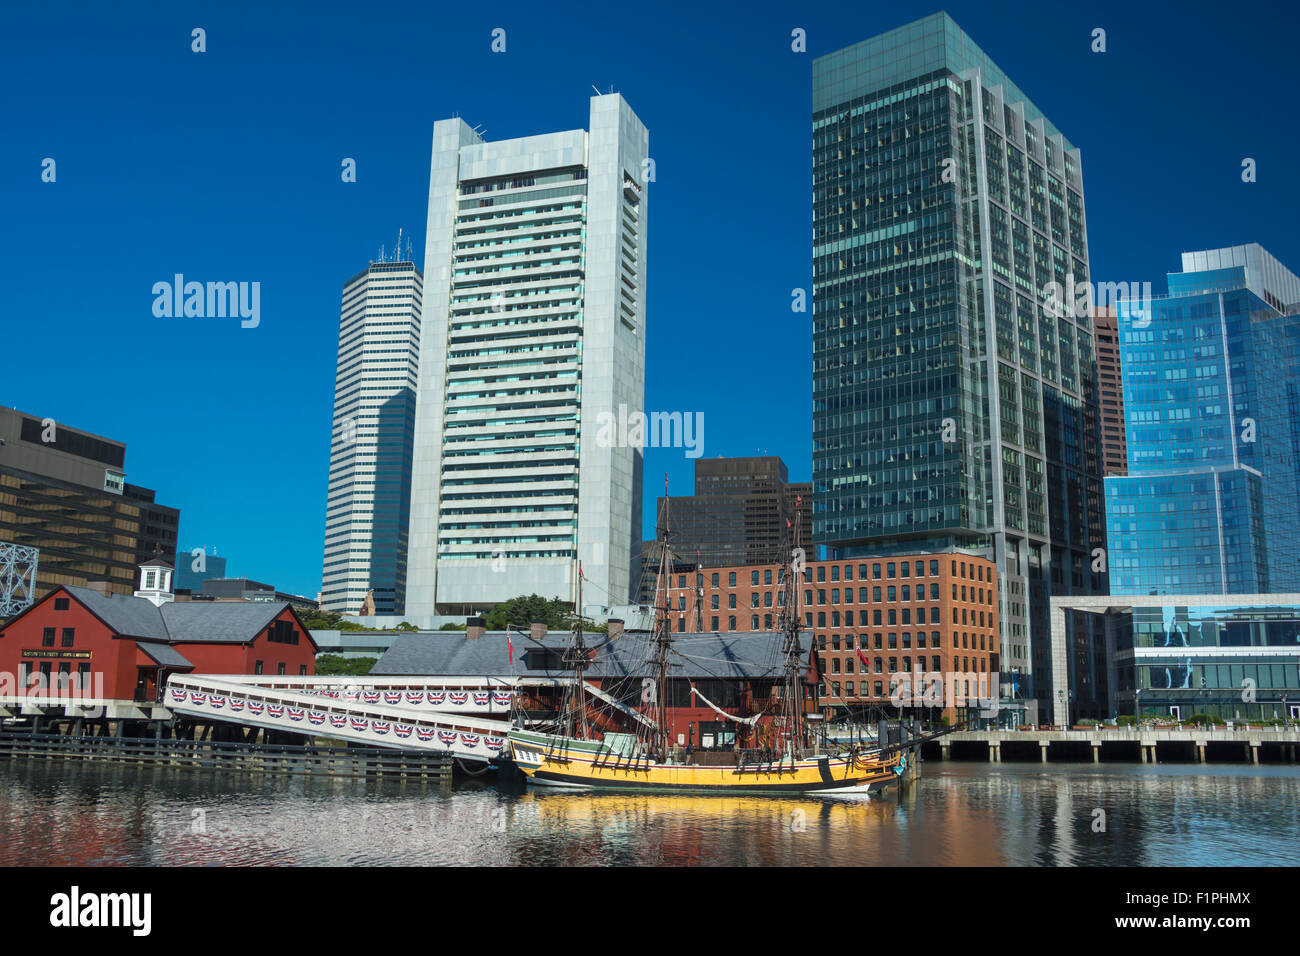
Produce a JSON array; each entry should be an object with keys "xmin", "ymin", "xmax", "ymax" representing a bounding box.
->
[
  {"xmin": 694, "ymin": 549, "xmax": 704, "ymax": 633},
  {"xmin": 778, "ymin": 495, "xmax": 806, "ymax": 755},
  {"xmin": 568, "ymin": 560, "xmax": 588, "ymax": 739},
  {"xmin": 651, "ymin": 476, "xmax": 674, "ymax": 759}
]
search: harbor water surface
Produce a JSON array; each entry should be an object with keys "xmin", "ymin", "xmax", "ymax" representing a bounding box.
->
[{"xmin": 2, "ymin": 760, "xmax": 1296, "ymax": 866}]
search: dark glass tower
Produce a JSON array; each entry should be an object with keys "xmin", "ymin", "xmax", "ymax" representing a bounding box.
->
[{"xmin": 812, "ymin": 13, "xmax": 1105, "ymax": 721}]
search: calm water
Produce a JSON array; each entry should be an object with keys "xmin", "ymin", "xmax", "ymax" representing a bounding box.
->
[{"xmin": 1, "ymin": 759, "xmax": 1297, "ymax": 865}]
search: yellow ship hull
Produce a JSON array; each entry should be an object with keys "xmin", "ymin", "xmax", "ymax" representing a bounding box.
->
[{"xmin": 508, "ymin": 731, "xmax": 905, "ymax": 796}]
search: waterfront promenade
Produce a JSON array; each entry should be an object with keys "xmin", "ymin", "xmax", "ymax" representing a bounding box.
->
[{"xmin": 932, "ymin": 727, "xmax": 1300, "ymax": 764}]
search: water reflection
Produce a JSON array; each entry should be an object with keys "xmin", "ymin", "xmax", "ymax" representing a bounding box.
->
[{"xmin": 0, "ymin": 761, "xmax": 1295, "ymax": 866}]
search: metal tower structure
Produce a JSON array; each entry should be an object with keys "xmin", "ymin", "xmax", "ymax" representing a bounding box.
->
[{"xmin": 0, "ymin": 541, "xmax": 39, "ymax": 618}]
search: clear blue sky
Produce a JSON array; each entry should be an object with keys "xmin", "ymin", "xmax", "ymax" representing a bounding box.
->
[{"xmin": 2, "ymin": 0, "xmax": 1297, "ymax": 598}]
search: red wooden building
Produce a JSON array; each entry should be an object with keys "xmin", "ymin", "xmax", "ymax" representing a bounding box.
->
[{"xmin": 0, "ymin": 557, "xmax": 316, "ymax": 704}]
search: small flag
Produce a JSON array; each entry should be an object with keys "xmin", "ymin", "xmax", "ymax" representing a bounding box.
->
[{"xmin": 507, "ymin": 634, "xmax": 514, "ymax": 665}]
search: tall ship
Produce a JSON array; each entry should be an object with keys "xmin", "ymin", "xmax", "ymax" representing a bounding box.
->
[{"xmin": 506, "ymin": 494, "xmax": 907, "ymax": 795}]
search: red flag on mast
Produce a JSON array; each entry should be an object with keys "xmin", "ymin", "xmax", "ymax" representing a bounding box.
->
[{"xmin": 507, "ymin": 633, "xmax": 514, "ymax": 665}]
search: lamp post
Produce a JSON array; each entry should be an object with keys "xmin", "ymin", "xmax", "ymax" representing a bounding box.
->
[{"xmin": 1135, "ymin": 687, "xmax": 1143, "ymax": 723}]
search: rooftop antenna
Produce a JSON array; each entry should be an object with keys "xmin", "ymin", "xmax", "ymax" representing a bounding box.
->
[
  {"xmin": 591, "ymin": 84, "xmax": 602, "ymax": 96},
  {"xmin": 396, "ymin": 227, "xmax": 403, "ymax": 262}
]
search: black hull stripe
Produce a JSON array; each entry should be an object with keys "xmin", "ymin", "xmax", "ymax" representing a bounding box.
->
[{"xmin": 530, "ymin": 770, "xmax": 900, "ymax": 794}]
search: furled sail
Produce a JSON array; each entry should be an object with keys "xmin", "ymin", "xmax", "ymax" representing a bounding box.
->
[{"xmin": 690, "ymin": 683, "xmax": 761, "ymax": 726}]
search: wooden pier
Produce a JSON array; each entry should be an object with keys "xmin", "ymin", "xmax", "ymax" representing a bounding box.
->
[
  {"xmin": 0, "ymin": 730, "xmax": 454, "ymax": 782},
  {"xmin": 922, "ymin": 727, "xmax": 1300, "ymax": 764}
]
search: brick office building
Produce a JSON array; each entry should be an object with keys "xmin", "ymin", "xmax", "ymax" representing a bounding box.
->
[{"xmin": 667, "ymin": 552, "xmax": 998, "ymax": 724}]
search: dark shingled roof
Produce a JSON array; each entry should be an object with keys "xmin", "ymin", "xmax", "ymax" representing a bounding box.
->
[
  {"xmin": 161, "ymin": 602, "xmax": 285, "ymax": 644},
  {"xmin": 371, "ymin": 630, "xmax": 811, "ymax": 680},
  {"xmin": 137, "ymin": 641, "xmax": 195, "ymax": 669},
  {"xmin": 65, "ymin": 586, "xmax": 171, "ymax": 641},
  {"xmin": 59, "ymin": 586, "xmax": 302, "ymax": 648}
]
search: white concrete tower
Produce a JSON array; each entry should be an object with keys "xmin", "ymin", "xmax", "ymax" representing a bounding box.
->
[{"xmin": 406, "ymin": 94, "xmax": 649, "ymax": 616}]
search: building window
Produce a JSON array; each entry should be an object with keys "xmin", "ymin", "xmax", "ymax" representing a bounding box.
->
[
  {"xmin": 751, "ymin": 570, "xmax": 759, "ymax": 585},
  {"xmin": 255, "ymin": 661, "xmax": 264, "ymax": 675},
  {"xmin": 77, "ymin": 662, "xmax": 90, "ymax": 691},
  {"xmin": 711, "ymin": 573, "xmax": 719, "ymax": 587},
  {"xmin": 728, "ymin": 594, "xmax": 737, "ymax": 609},
  {"xmin": 61, "ymin": 628, "xmax": 74, "ymax": 648},
  {"xmin": 728, "ymin": 616, "xmax": 736, "ymax": 631},
  {"xmin": 42, "ymin": 628, "xmax": 55, "ymax": 648},
  {"xmin": 54, "ymin": 597, "xmax": 70, "ymax": 611},
  {"xmin": 728, "ymin": 572, "xmax": 737, "ymax": 587},
  {"xmin": 268, "ymin": 620, "xmax": 299, "ymax": 644},
  {"xmin": 277, "ymin": 663, "xmax": 287, "ymax": 675},
  {"xmin": 711, "ymin": 595, "xmax": 719, "ymax": 610},
  {"xmin": 299, "ymin": 665, "xmax": 308, "ymax": 676},
  {"xmin": 711, "ymin": 616, "xmax": 719, "ymax": 631}
]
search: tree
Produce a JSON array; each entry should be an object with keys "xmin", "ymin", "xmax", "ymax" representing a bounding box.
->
[
  {"xmin": 313, "ymin": 654, "xmax": 378, "ymax": 676},
  {"xmin": 295, "ymin": 608, "xmax": 377, "ymax": 631},
  {"xmin": 480, "ymin": 594, "xmax": 608, "ymax": 635},
  {"xmin": 483, "ymin": 594, "xmax": 573, "ymax": 631}
]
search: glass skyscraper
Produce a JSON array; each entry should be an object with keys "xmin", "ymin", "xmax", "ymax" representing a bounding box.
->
[
  {"xmin": 1107, "ymin": 244, "xmax": 1300, "ymax": 595},
  {"xmin": 812, "ymin": 13, "xmax": 1105, "ymax": 721}
]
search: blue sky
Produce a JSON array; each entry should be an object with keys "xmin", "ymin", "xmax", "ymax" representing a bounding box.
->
[{"xmin": 2, "ymin": 0, "xmax": 1297, "ymax": 598}]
